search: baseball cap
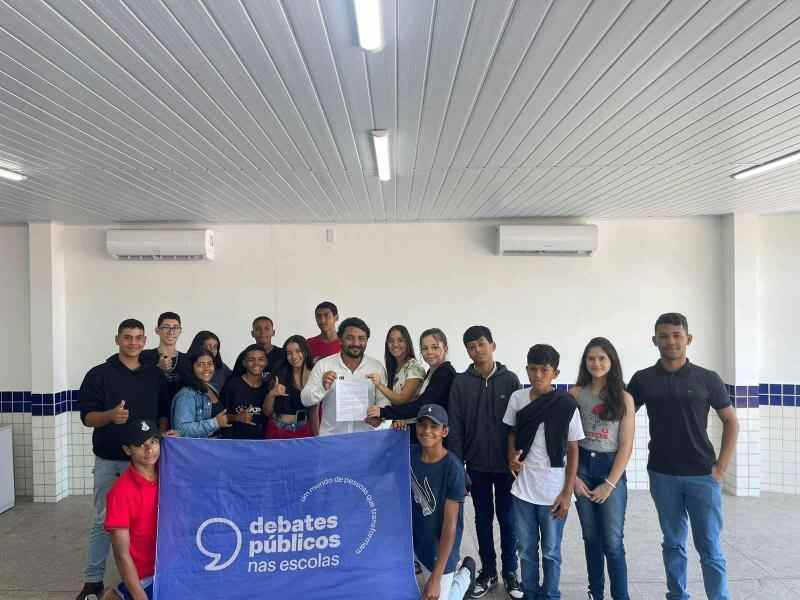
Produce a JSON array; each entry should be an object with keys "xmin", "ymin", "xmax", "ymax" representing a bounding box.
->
[
  {"xmin": 416, "ymin": 404, "xmax": 448, "ymax": 426},
  {"xmin": 123, "ymin": 418, "xmax": 161, "ymax": 447}
]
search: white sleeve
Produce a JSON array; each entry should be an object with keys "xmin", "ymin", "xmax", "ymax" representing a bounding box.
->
[
  {"xmin": 502, "ymin": 392, "xmax": 520, "ymax": 427},
  {"xmin": 373, "ymin": 363, "xmax": 390, "ymax": 407},
  {"xmin": 567, "ymin": 409, "xmax": 585, "ymax": 441},
  {"xmin": 301, "ymin": 360, "xmax": 327, "ymax": 407}
]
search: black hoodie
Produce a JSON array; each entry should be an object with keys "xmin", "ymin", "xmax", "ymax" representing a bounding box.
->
[
  {"xmin": 447, "ymin": 362, "xmax": 521, "ymax": 473},
  {"xmin": 79, "ymin": 354, "xmax": 170, "ymax": 461}
]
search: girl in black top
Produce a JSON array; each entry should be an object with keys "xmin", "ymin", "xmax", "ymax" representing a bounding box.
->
[
  {"xmin": 220, "ymin": 344, "xmax": 270, "ymax": 439},
  {"xmin": 263, "ymin": 335, "xmax": 315, "ymax": 439}
]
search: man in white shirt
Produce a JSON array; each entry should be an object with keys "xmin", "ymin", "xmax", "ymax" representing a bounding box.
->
[{"xmin": 301, "ymin": 317, "xmax": 388, "ymax": 436}]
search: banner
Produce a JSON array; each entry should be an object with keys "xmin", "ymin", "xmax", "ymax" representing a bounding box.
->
[{"xmin": 154, "ymin": 431, "xmax": 419, "ymax": 599}]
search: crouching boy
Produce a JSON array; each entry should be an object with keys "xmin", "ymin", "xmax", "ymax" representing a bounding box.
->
[
  {"xmin": 102, "ymin": 419, "xmax": 161, "ymax": 600},
  {"xmin": 503, "ymin": 345, "xmax": 584, "ymax": 600},
  {"xmin": 412, "ymin": 404, "xmax": 477, "ymax": 600}
]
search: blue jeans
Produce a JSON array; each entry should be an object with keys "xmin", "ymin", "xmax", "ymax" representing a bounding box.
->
[
  {"xmin": 575, "ymin": 448, "xmax": 629, "ymax": 600},
  {"xmin": 648, "ymin": 470, "xmax": 729, "ymax": 600},
  {"xmin": 468, "ymin": 469, "xmax": 518, "ymax": 577},
  {"xmin": 84, "ymin": 457, "xmax": 129, "ymax": 582},
  {"xmin": 512, "ymin": 495, "xmax": 566, "ymax": 600}
]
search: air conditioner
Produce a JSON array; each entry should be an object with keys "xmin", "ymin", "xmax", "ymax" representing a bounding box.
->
[
  {"xmin": 496, "ymin": 224, "xmax": 598, "ymax": 256},
  {"xmin": 106, "ymin": 229, "xmax": 215, "ymax": 261}
]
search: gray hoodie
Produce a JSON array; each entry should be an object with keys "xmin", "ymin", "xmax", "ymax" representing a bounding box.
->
[{"xmin": 447, "ymin": 362, "xmax": 521, "ymax": 473}]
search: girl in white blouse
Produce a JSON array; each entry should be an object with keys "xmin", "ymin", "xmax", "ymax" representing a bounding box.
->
[{"xmin": 368, "ymin": 325, "xmax": 426, "ymax": 405}]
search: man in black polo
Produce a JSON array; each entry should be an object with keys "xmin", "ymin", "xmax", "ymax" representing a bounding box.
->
[{"xmin": 627, "ymin": 313, "xmax": 738, "ymax": 600}]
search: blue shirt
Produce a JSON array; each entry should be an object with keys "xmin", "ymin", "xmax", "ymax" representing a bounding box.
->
[{"xmin": 410, "ymin": 446, "xmax": 465, "ymax": 574}]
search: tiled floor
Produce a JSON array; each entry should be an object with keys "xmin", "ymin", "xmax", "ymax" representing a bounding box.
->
[{"xmin": 0, "ymin": 491, "xmax": 798, "ymax": 599}]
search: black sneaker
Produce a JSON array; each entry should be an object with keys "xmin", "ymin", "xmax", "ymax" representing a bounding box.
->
[
  {"xmin": 75, "ymin": 582, "xmax": 104, "ymax": 600},
  {"xmin": 461, "ymin": 556, "xmax": 477, "ymax": 598},
  {"xmin": 470, "ymin": 570, "xmax": 498, "ymax": 598},
  {"xmin": 503, "ymin": 572, "xmax": 524, "ymax": 599}
]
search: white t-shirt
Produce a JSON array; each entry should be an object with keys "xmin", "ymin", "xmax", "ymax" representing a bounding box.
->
[{"xmin": 502, "ymin": 388, "xmax": 585, "ymax": 506}]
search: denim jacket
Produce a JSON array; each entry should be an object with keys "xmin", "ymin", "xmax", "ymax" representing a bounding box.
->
[{"xmin": 171, "ymin": 386, "xmax": 220, "ymax": 438}]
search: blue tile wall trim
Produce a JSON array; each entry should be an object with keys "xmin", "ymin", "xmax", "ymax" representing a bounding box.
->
[
  {"xmin": 1, "ymin": 384, "xmax": 798, "ymax": 413},
  {"xmin": 0, "ymin": 390, "xmax": 80, "ymax": 415}
]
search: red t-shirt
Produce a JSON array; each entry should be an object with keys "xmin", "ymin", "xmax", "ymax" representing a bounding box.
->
[
  {"xmin": 307, "ymin": 335, "xmax": 341, "ymax": 361},
  {"xmin": 105, "ymin": 465, "xmax": 159, "ymax": 579}
]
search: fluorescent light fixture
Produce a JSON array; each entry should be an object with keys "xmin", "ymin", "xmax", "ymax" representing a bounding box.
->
[
  {"xmin": 353, "ymin": 0, "xmax": 384, "ymax": 52},
  {"xmin": 371, "ymin": 129, "xmax": 391, "ymax": 181},
  {"xmin": 731, "ymin": 149, "xmax": 800, "ymax": 180},
  {"xmin": 0, "ymin": 167, "xmax": 26, "ymax": 182}
]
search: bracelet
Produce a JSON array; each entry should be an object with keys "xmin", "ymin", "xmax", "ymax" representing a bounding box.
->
[{"xmin": 604, "ymin": 478, "xmax": 617, "ymax": 489}]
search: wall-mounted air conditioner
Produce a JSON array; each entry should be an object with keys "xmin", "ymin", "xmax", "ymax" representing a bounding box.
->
[
  {"xmin": 496, "ymin": 224, "xmax": 598, "ymax": 256},
  {"xmin": 106, "ymin": 229, "xmax": 215, "ymax": 261}
]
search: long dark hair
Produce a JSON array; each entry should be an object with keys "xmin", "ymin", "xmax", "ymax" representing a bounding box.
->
[
  {"xmin": 186, "ymin": 349, "xmax": 216, "ymax": 393},
  {"xmin": 280, "ymin": 335, "xmax": 315, "ymax": 390},
  {"xmin": 230, "ymin": 344, "xmax": 268, "ymax": 378},
  {"xmin": 188, "ymin": 330, "xmax": 224, "ymax": 370},
  {"xmin": 385, "ymin": 325, "xmax": 416, "ymax": 387},
  {"xmin": 575, "ymin": 337, "xmax": 626, "ymax": 421}
]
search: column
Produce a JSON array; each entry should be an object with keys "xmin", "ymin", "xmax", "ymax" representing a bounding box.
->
[{"xmin": 29, "ymin": 222, "xmax": 71, "ymax": 503}]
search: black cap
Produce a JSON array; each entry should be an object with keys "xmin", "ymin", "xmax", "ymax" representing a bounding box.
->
[
  {"xmin": 416, "ymin": 404, "xmax": 448, "ymax": 426},
  {"xmin": 123, "ymin": 418, "xmax": 161, "ymax": 447}
]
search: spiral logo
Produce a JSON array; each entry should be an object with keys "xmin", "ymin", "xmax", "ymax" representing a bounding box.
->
[{"xmin": 196, "ymin": 517, "xmax": 242, "ymax": 571}]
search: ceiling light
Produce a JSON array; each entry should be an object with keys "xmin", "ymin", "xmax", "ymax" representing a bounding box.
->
[
  {"xmin": 353, "ymin": 0, "xmax": 384, "ymax": 52},
  {"xmin": 731, "ymin": 149, "xmax": 800, "ymax": 180},
  {"xmin": 0, "ymin": 167, "xmax": 26, "ymax": 182},
  {"xmin": 371, "ymin": 129, "xmax": 391, "ymax": 181}
]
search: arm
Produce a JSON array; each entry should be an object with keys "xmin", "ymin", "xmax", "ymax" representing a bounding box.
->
[
  {"xmin": 590, "ymin": 392, "xmax": 635, "ymax": 503},
  {"xmin": 507, "ymin": 430, "xmax": 523, "ymax": 477},
  {"xmin": 421, "ymin": 499, "xmax": 461, "ymax": 600},
  {"xmin": 300, "ymin": 361, "xmax": 327, "ymax": 407},
  {"xmin": 446, "ymin": 383, "xmax": 464, "ymax": 462},
  {"xmin": 110, "ymin": 529, "xmax": 149, "ymax": 600},
  {"xmin": 380, "ymin": 366, "xmax": 453, "ymax": 420},
  {"xmin": 552, "ymin": 440, "xmax": 579, "ymax": 519},
  {"xmin": 373, "ymin": 377, "xmax": 422, "ymax": 405},
  {"xmin": 172, "ymin": 390, "xmax": 219, "ymax": 438},
  {"xmin": 714, "ymin": 405, "xmax": 739, "ymax": 481}
]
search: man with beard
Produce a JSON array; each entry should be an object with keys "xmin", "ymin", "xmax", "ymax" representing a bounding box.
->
[{"xmin": 301, "ymin": 317, "xmax": 388, "ymax": 436}]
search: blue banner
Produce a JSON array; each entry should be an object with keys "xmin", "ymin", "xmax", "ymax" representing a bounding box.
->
[{"xmin": 154, "ymin": 431, "xmax": 419, "ymax": 599}]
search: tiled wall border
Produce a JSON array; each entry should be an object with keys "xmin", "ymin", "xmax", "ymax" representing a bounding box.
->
[{"xmin": 0, "ymin": 390, "xmax": 79, "ymax": 415}]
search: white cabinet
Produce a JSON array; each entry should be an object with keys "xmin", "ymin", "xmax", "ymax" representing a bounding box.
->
[{"xmin": 0, "ymin": 425, "xmax": 14, "ymax": 513}]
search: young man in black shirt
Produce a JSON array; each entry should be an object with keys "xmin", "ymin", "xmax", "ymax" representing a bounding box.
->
[
  {"xmin": 74, "ymin": 319, "xmax": 170, "ymax": 600},
  {"xmin": 139, "ymin": 311, "xmax": 186, "ymax": 400},
  {"xmin": 251, "ymin": 315, "xmax": 286, "ymax": 375},
  {"xmin": 448, "ymin": 326, "xmax": 522, "ymax": 599},
  {"xmin": 627, "ymin": 313, "xmax": 738, "ymax": 600}
]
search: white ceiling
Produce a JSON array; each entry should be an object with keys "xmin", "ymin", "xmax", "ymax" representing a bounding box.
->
[{"xmin": 1, "ymin": 0, "xmax": 800, "ymax": 224}]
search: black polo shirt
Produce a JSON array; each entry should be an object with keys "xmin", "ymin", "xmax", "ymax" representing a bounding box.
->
[{"xmin": 628, "ymin": 359, "xmax": 730, "ymax": 476}]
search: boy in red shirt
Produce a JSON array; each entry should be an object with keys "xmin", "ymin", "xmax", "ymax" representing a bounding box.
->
[{"xmin": 101, "ymin": 419, "xmax": 160, "ymax": 600}]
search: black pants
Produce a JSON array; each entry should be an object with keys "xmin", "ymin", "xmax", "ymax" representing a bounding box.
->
[{"xmin": 468, "ymin": 468, "xmax": 518, "ymax": 577}]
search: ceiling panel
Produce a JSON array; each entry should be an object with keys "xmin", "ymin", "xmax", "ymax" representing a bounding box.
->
[{"xmin": 0, "ymin": 0, "xmax": 798, "ymax": 224}]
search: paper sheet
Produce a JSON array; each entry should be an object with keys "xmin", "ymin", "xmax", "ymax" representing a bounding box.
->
[{"xmin": 335, "ymin": 378, "xmax": 371, "ymax": 422}]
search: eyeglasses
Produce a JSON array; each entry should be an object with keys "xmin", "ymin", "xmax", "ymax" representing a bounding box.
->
[{"xmin": 159, "ymin": 326, "xmax": 182, "ymax": 333}]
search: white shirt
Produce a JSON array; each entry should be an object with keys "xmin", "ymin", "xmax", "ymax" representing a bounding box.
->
[
  {"xmin": 301, "ymin": 353, "xmax": 389, "ymax": 436},
  {"xmin": 502, "ymin": 388, "xmax": 585, "ymax": 506}
]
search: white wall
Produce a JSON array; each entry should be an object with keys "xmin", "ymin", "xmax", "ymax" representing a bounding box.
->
[
  {"xmin": 63, "ymin": 219, "xmax": 726, "ymax": 387},
  {"xmin": 0, "ymin": 224, "xmax": 31, "ymax": 390},
  {"xmin": 759, "ymin": 214, "xmax": 800, "ymax": 383}
]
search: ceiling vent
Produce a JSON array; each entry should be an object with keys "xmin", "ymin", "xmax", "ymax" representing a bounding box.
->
[
  {"xmin": 496, "ymin": 225, "xmax": 598, "ymax": 256},
  {"xmin": 106, "ymin": 229, "xmax": 215, "ymax": 261}
]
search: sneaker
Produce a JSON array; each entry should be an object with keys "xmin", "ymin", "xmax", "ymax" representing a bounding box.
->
[
  {"xmin": 470, "ymin": 570, "xmax": 498, "ymax": 598},
  {"xmin": 503, "ymin": 572, "xmax": 524, "ymax": 599},
  {"xmin": 75, "ymin": 582, "xmax": 104, "ymax": 600},
  {"xmin": 461, "ymin": 556, "xmax": 477, "ymax": 598}
]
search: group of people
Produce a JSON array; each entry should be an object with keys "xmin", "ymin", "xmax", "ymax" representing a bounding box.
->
[{"xmin": 74, "ymin": 302, "xmax": 739, "ymax": 600}]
